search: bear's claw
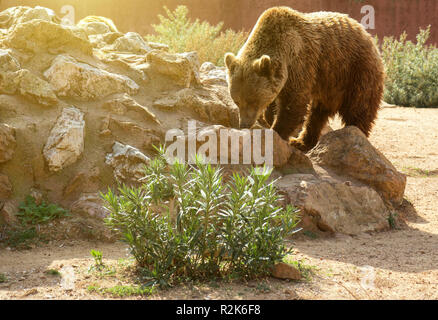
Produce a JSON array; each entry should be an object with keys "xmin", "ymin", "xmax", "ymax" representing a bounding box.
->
[{"xmin": 289, "ymin": 138, "xmax": 310, "ymax": 152}]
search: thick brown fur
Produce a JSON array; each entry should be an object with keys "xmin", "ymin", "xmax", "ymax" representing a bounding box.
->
[{"xmin": 224, "ymin": 7, "xmax": 385, "ymax": 151}]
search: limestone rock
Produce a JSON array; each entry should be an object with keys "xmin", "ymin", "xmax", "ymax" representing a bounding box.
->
[
  {"xmin": 29, "ymin": 188, "xmax": 43, "ymax": 206},
  {"xmin": 70, "ymin": 193, "xmax": 109, "ymax": 220},
  {"xmin": 0, "ymin": 173, "xmax": 13, "ymax": 199},
  {"xmin": 280, "ymin": 147, "xmax": 315, "ymax": 175},
  {"xmin": 272, "ymin": 262, "xmax": 302, "ymax": 280},
  {"xmin": 171, "ymin": 124, "xmax": 294, "ymax": 167},
  {"xmin": 146, "ymin": 50, "xmax": 201, "ymax": 87},
  {"xmin": 0, "ymin": 200, "xmax": 18, "ymax": 225},
  {"xmin": 200, "ymin": 62, "xmax": 227, "ymax": 86},
  {"xmin": 0, "ymin": 124, "xmax": 16, "ymax": 163},
  {"xmin": 101, "ymin": 117, "xmax": 162, "ymax": 150},
  {"xmin": 94, "ymin": 50, "xmax": 149, "ymax": 82},
  {"xmin": 148, "ymin": 42, "xmax": 169, "ymax": 51},
  {"xmin": 102, "ymin": 94, "xmax": 160, "ymax": 124},
  {"xmin": 154, "ymin": 87, "xmax": 239, "ymax": 128},
  {"xmin": 0, "ymin": 49, "xmax": 20, "ymax": 72},
  {"xmin": 276, "ymin": 174, "xmax": 390, "ymax": 235},
  {"xmin": 308, "ymin": 126, "xmax": 407, "ymax": 205},
  {"xmin": 2, "ymin": 69, "xmax": 58, "ymax": 106},
  {"xmin": 44, "ymin": 55, "xmax": 139, "ymax": 101},
  {"xmin": 17, "ymin": 6, "xmax": 60, "ymax": 25},
  {"xmin": 0, "ymin": 6, "xmax": 29, "ymax": 29},
  {"xmin": 0, "ymin": 6, "xmax": 59, "ymax": 29},
  {"xmin": 4, "ymin": 20, "xmax": 92, "ymax": 55},
  {"xmin": 78, "ymin": 21, "xmax": 111, "ymax": 36},
  {"xmin": 43, "ymin": 107, "xmax": 85, "ymax": 172},
  {"xmin": 106, "ymin": 32, "xmax": 151, "ymax": 54},
  {"xmin": 105, "ymin": 142, "xmax": 150, "ymax": 183}
]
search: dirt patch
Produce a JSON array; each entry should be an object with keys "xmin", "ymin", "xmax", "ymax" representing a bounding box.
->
[{"xmin": 1, "ymin": 106, "xmax": 438, "ymax": 300}]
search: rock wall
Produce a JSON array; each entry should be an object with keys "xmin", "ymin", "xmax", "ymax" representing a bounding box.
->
[{"xmin": 0, "ymin": 6, "xmax": 238, "ymax": 229}]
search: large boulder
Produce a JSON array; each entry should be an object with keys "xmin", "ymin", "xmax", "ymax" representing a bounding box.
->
[
  {"xmin": 165, "ymin": 123, "xmax": 305, "ymax": 168},
  {"xmin": 44, "ymin": 55, "xmax": 139, "ymax": 101},
  {"xmin": 308, "ymin": 126, "xmax": 406, "ymax": 205},
  {"xmin": 3, "ymin": 20, "xmax": 92, "ymax": 55},
  {"xmin": 276, "ymin": 174, "xmax": 390, "ymax": 235},
  {"xmin": 43, "ymin": 106, "xmax": 85, "ymax": 172}
]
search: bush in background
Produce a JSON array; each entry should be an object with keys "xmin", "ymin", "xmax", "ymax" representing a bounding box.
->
[
  {"xmin": 145, "ymin": 5, "xmax": 247, "ymax": 66},
  {"xmin": 382, "ymin": 26, "xmax": 438, "ymax": 108},
  {"xmin": 102, "ymin": 150, "xmax": 300, "ymax": 287}
]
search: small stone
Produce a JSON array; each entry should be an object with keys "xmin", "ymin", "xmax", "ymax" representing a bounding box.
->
[{"xmin": 272, "ymin": 262, "xmax": 302, "ymax": 280}]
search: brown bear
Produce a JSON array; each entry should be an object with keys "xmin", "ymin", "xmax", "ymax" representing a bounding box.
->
[{"xmin": 224, "ymin": 6, "xmax": 384, "ymax": 152}]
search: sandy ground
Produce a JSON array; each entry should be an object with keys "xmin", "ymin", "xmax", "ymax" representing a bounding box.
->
[{"xmin": 0, "ymin": 106, "xmax": 437, "ymax": 300}]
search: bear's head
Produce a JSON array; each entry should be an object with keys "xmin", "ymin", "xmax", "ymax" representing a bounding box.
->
[{"xmin": 224, "ymin": 52, "xmax": 287, "ymax": 129}]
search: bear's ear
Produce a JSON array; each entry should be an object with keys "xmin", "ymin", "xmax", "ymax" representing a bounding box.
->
[
  {"xmin": 253, "ymin": 55, "xmax": 272, "ymax": 77},
  {"xmin": 225, "ymin": 53, "xmax": 237, "ymax": 72}
]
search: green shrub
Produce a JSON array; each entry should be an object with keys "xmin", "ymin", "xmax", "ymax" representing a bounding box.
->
[
  {"xmin": 145, "ymin": 5, "xmax": 247, "ymax": 66},
  {"xmin": 1, "ymin": 196, "xmax": 69, "ymax": 249},
  {"xmin": 17, "ymin": 196, "xmax": 69, "ymax": 225},
  {"xmin": 382, "ymin": 26, "xmax": 438, "ymax": 108},
  {"xmin": 102, "ymin": 151, "xmax": 300, "ymax": 287}
]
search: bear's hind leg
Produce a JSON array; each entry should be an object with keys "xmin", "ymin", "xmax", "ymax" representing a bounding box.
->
[
  {"xmin": 339, "ymin": 88, "xmax": 381, "ymax": 137},
  {"xmin": 290, "ymin": 103, "xmax": 332, "ymax": 152},
  {"xmin": 339, "ymin": 60, "xmax": 383, "ymax": 137}
]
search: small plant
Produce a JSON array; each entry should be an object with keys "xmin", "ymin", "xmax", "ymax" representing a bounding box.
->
[
  {"xmin": 283, "ymin": 257, "xmax": 317, "ymax": 281},
  {"xmin": 0, "ymin": 273, "xmax": 6, "ymax": 283},
  {"xmin": 303, "ymin": 230, "xmax": 318, "ymax": 239},
  {"xmin": 381, "ymin": 26, "xmax": 438, "ymax": 108},
  {"xmin": 17, "ymin": 196, "xmax": 69, "ymax": 226},
  {"xmin": 102, "ymin": 149, "xmax": 301, "ymax": 287},
  {"xmin": 4, "ymin": 227, "xmax": 38, "ymax": 249},
  {"xmin": 90, "ymin": 249, "xmax": 104, "ymax": 271},
  {"xmin": 145, "ymin": 5, "xmax": 247, "ymax": 66},
  {"xmin": 388, "ymin": 212, "xmax": 398, "ymax": 229},
  {"xmin": 44, "ymin": 269, "xmax": 61, "ymax": 276},
  {"xmin": 2, "ymin": 196, "xmax": 69, "ymax": 249}
]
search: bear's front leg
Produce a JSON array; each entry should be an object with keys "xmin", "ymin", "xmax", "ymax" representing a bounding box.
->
[
  {"xmin": 272, "ymin": 95, "xmax": 309, "ymax": 142},
  {"xmin": 291, "ymin": 103, "xmax": 331, "ymax": 152}
]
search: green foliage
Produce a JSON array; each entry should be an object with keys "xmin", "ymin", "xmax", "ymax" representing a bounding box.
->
[
  {"xmin": 45, "ymin": 269, "xmax": 61, "ymax": 276},
  {"xmin": 382, "ymin": 26, "xmax": 438, "ymax": 108},
  {"xmin": 3, "ymin": 226, "xmax": 38, "ymax": 249},
  {"xmin": 388, "ymin": 212, "xmax": 398, "ymax": 229},
  {"xmin": 0, "ymin": 273, "xmax": 6, "ymax": 283},
  {"xmin": 87, "ymin": 284, "xmax": 155, "ymax": 297},
  {"xmin": 102, "ymin": 152, "xmax": 300, "ymax": 287},
  {"xmin": 17, "ymin": 196, "xmax": 69, "ymax": 225},
  {"xmin": 1, "ymin": 196, "xmax": 69, "ymax": 249},
  {"xmin": 90, "ymin": 249, "xmax": 104, "ymax": 270},
  {"xmin": 145, "ymin": 5, "xmax": 247, "ymax": 66}
]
